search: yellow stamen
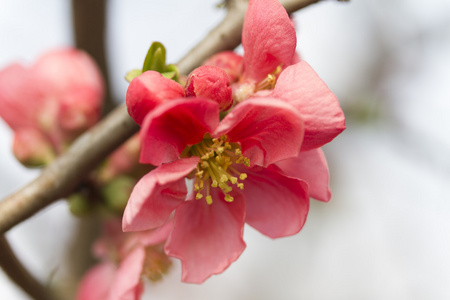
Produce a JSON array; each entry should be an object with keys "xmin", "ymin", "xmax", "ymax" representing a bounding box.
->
[
  {"xmin": 224, "ymin": 195, "xmax": 234, "ymax": 202},
  {"xmin": 188, "ymin": 133, "xmax": 250, "ymax": 205}
]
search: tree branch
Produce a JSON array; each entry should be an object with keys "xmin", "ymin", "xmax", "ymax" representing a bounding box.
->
[
  {"xmin": 177, "ymin": 0, "xmax": 323, "ymax": 74},
  {"xmin": 0, "ymin": 0, "xmax": 337, "ymax": 234},
  {"xmin": 0, "ymin": 235, "xmax": 56, "ymax": 300},
  {"xmin": 0, "ymin": 106, "xmax": 138, "ymax": 234},
  {"xmin": 72, "ymin": 0, "xmax": 116, "ymax": 115}
]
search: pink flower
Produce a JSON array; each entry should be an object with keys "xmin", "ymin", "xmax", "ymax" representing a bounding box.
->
[
  {"xmin": 76, "ymin": 220, "xmax": 172, "ymax": 300},
  {"xmin": 204, "ymin": 0, "xmax": 346, "ymax": 151},
  {"xmin": 0, "ymin": 48, "xmax": 104, "ymax": 165},
  {"xmin": 123, "ymin": 0, "xmax": 345, "ymax": 284},
  {"xmin": 123, "ymin": 97, "xmax": 309, "ymax": 283}
]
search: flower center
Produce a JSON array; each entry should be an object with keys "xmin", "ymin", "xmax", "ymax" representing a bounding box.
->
[
  {"xmin": 188, "ymin": 134, "xmax": 249, "ymax": 205},
  {"xmin": 254, "ymin": 65, "xmax": 282, "ymax": 92},
  {"xmin": 233, "ymin": 65, "xmax": 283, "ymax": 103}
]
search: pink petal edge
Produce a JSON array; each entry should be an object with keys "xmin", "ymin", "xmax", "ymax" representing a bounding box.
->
[
  {"xmin": 276, "ymin": 148, "xmax": 331, "ymax": 202},
  {"xmin": 107, "ymin": 247, "xmax": 145, "ymax": 300},
  {"xmin": 215, "ymin": 98, "xmax": 304, "ymax": 167},
  {"xmin": 165, "ymin": 189, "xmax": 246, "ymax": 283},
  {"xmin": 139, "ymin": 98, "xmax": 219, "ymax": 166},
  {"xmin": 122, "ymin": 157, "xmax": 199, "ymax": 232},
  {"xmin": 239, "ymin": 165, "xmax": 310, "ymax": 238},
  {"xmin": 272, "ymin": 61, "xmax": 345, "ymax": 150},
  {"xmin": 242, "ymin": 0, "xmax": 296, "ymax": 82}
]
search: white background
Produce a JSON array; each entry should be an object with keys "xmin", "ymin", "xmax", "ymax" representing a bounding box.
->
[{"xmin": 1, "ymin": 0, "xmax": 450, "ymax": 299}]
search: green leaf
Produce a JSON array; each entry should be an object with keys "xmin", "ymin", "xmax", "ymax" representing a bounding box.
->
[
  {"xmin": 164, "ymin": 64, "xmax": 180, "ymax": 81},
  {"xmin": 142, "ymin": 42, "xmax": 166, "ymax": 73},
  {"xmin": 125, "ymin": 69, "xmax": 142, "ymax": 82},
  {"xmin": 161, "ymin": 71, "xmax": 176, "ymax": 79}
]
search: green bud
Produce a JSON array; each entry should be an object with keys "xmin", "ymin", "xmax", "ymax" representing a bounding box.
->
[
  {"xmin": 68, "ymin": 193, "xmax": 92, "ymax": 217},
  {"xmin": 101, "ymin": 176, "xmax": 136, "ymax": 214}
]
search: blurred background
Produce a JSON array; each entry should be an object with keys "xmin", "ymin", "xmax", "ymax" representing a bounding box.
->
[{"xmin": 1, "ymin": 0, "xmax": 450, "ymax": 299}]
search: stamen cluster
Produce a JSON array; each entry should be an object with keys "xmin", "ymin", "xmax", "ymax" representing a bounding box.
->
[
  {"xmin": 254, "ymin": 65, "xmax": 282, "ymax": 92},
  {"xmin": 189, "ymin": 134, "xmax": 249, "ymax": 205}
]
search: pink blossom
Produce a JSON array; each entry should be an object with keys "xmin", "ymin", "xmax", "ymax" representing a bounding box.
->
[
  {"xmin": 204, "ymin": 0, "xmax": 346, "ymax": 150},
  {"xmin": 76, "ymin": 220, "xmax": 172, "ymax": 300},
  {"xmin": 0, "ymin": 48, "xmax": 104, "ymax": 164},
  {"xmin": 123, "ymin": 98, "xmax": 309, "ymax": 283},
  {"xmin": 123, "ymin": 0, "xmax": 345, "ymax": 284}
]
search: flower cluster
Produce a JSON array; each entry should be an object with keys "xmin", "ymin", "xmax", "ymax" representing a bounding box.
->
[
  {"xmin": 0, "ymin": 48, "xmax": 104, "ymax": 166},
  {"xmin": 76, "ymin": 219, "xmax": 172, "ymax": 300},
  {"xmin": 122, "ymin": 0, "xmax": 345, "ymax": 284}
]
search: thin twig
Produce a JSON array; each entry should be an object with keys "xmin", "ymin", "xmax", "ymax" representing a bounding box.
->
[
  {"xmin": 0, "ymin": 0, "xmax": 337, "ymax": 234},
  {"xmin": 0, "ymin": 235, "xmax": 56, "ymax": 300}
]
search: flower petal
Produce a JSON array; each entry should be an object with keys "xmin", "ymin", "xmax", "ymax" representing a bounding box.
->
[
  {"xmin": 272, "ymin": 61, "xmax": 346, "ymax": 150},
  {"xmin": 242, "ymin": 0, "xmax": 296, "ymax": 82},
  {"xmin": 137, "ymin": 219, "xmax": 174, "ymax": 248},
  {"xmin": 276, "ymin": 148, "xmax": 331, "ymax": 202},
  {"xmin": 215, "ymin": 98, "xmax": 304, "ymax": 167},
  {"xmin": 108, "ymin": 247, "xmax": 145, "ymax": 300},
  {"xmin": 32, "ymin": 48, "xmax": 104, "ymax": 99},
  {"xmin": 0, "ymin": 64, "xmax": 42, "ymax": 129},
  {"xmin": 240, "ymin": 165, "xmax": 309, "ymax": 238},
  {"xmin": 122, "ymin": 157, "xmax": 199, "ymax": 232},
  {"xmin": 76, "ymin": 262, "xmax": 116, "ymax": 300},
  {"xmin": 165, "ymin": 189, "xmax": 246, "ymax": 283},
  {"xmin": 126, "ymin": 71, "xmax": 185, "ymax": 125},
  {"xmin": 140, "ymin": 98, "xmax": 219, "ymax": 165}
]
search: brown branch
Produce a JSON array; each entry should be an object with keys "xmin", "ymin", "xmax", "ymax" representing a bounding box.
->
[
  {"xmin": 177, "ymin": 0, "xmax": 323, "ymax": 74},
  {"xmin": 72, "ymin": 0, "xmax": 116, "ymax": 115},
  {"xmin": 0, "ymin": 235, "xmax": 56, "ymax": 300},
  {"xmin": 0, "ymin": 0, "xmax": 338, "ymax": 234},
  {"xmin": 0, "ymin": 105, "xmax": 138, "ymax": 234}
]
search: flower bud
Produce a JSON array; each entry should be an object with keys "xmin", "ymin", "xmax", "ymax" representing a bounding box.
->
[
  {"xmin": 126, "ymin": 71, "xmax": 185, "ymax": 125},
  {"xmin": 203, "ymin": 51, "xmax": 243, "ymax": 83},
  {"xmin": 68, "ymin": 193, "xmax": 93, "ymax": 217},
  {"xmin": 101, "ymin": 176, "xmax": 137, "ymax": 214},
  {"xmin": 185, "ymin": 66, "xmax": 233, "ymax": 111},
  {"xmin": 12, "ymin": 128, "xmax": 56, "ymax": 167},
  {"xmin": 58, "ymin": 88, "xmax": 102, "ymax": 135}
]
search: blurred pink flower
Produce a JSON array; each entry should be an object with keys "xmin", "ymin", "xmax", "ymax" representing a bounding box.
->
[
  {"xmin": 0, "ymin": 48, "xmax": 104, "ymax": 165},
  {"xmin": 76, "ymin": 220, "xmax": 172, "ymax": 300},
  {"xmin": 123, "ymin": 97, "xmax": 309, "ymax": 283}
]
